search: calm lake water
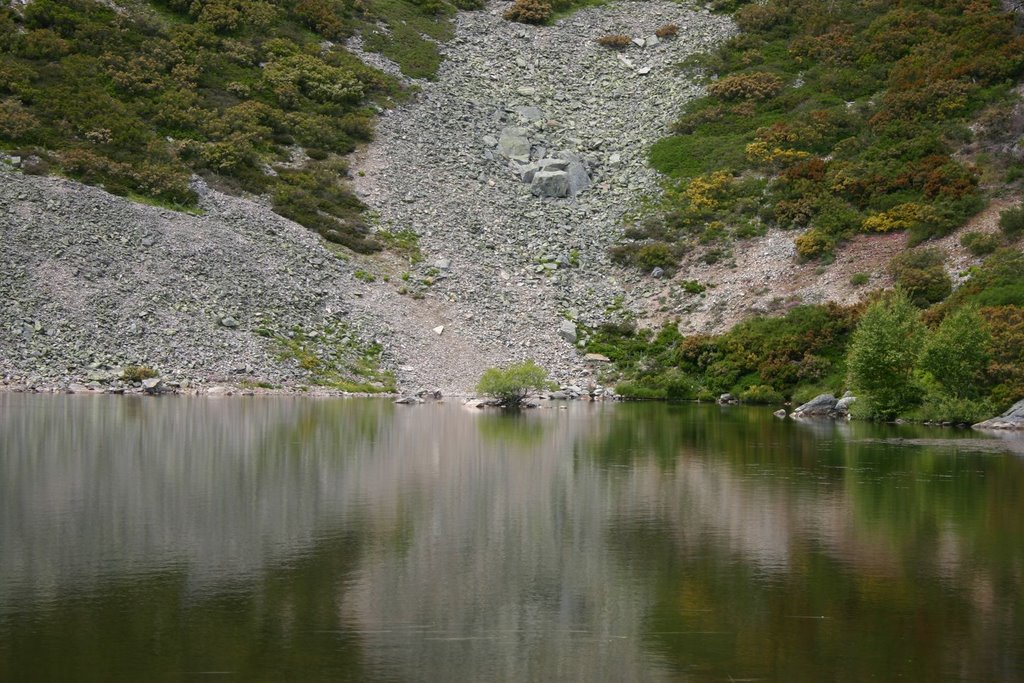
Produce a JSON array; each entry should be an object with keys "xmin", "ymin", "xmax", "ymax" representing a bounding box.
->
[{"xmin": 1, "ymin": 394, "xmax": 1022, "ymax": 681}]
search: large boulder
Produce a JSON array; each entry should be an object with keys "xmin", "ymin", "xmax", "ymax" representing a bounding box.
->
[
  {"xmin": 497, "ymin": 127, "xmax": 531, "ymax": 161},
  {"xmin": 792, "ymin": 393, "xmax": 837, "ymax": 417},
  {"xmin": 531, "ymin": 170, "xmax": 570, "ymax": 198},
  {"xmin": 973, "ymin": 399, "xmax": 1024, "ymax": 430},
  {"xmin": 566, "ymin": 161, "xmax": 591, "ymax": 196}
]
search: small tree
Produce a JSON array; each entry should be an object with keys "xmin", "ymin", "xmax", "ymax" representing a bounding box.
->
[
  {"xmin": 476, "ymin": 360, "xmax": 551, "ymax": 408},
  {"xmin": 919, "ymin": 305, "xmax": 990, "ymax": 400},
  {"xmin": 846, "ymin": 289, "xmax": 926, "ymax": 419}
]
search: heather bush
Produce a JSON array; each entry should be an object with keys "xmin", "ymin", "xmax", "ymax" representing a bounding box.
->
[
  {"xmin": 596, "ymin": 34, "xmax": 632, "ymax": 50},
  {"xmin": 1000, "ymin": 205, "xmax": 1024, "ymax": 240},
  {"xmin": 503, "ymin": 0, "xmax": 551, "ymax": 24},
  {"xmin": 655, "ymin": 24, "xmax": 679, "ymax": 39},
  {"xmin": 707, "ymin": 71, "xmax": 784, "ymax": 101},
  {"xmin": 960, "ymin": 231, "xmax": 1000, "ymax": 256},
  {"xmin": 889, "ymin": 248, "xmax": 952, "ymax": 307}
]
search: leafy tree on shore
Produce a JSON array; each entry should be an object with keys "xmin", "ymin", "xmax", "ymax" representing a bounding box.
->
[
  {"xmin": 846, "ymin": 290, "xmax": 926, "ymax": 419},
  {"xmin": 476, "ymin": 361, "xmax": 552, "ymax": 408}
]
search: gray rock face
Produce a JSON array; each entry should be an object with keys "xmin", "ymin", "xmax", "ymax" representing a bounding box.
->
[
  {"xmin": 974, "ymin": 399, "xmax": 1024, "ymax": 430},
  {"xmin": 559, "ymin": 320, "xmax": 578, "ymax": 344},
  {"xmin": 792, "ymin": 393, "xmax": 838, "ymax": 417},
  {"xmin": 531, "ymin": 170, "xmax": 571, "ymax": 198},
  {"xmin": 718, "ymin": 393, "xmax": 738, "ymax": 405}
]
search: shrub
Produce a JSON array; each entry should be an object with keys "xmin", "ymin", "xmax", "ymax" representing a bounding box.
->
[
  {"xmin": 960, "ymin": 231, "xmax": 999, "ymax": 257},
  {"xmin": 503, "ymin": 0, "xmax": 551, "ymax": 24},
  {"xmin": 795, "ymin": 229, "xmax": 833, "ymax": 259},
  {"xmin": 850, "ymin": 272, "xmax": 869, "ymax": 286},
  {"xmin": 476, "ymin": 360, "xmax": 552, "ymax": 407},
  {"xmin": 889, "ymin": 248, "xmax": 951, "ymax": 307},
  {"xmin": 123, "ymin": 365, "xmax": 158, "ymax": 382},
  {"xmin": 596, "ymin": 34, "xmax": 632, "ymax": 50},
  {"xmin": 846, "ymin": 290, "xmax": 926, "ymax": 419},
  {"xmin": 707, "ymin": 72, "xmax": 784, "ymax": 101},
  {"xmin": 655, "ymin": 24, "xmax": 679, "ymax": 39},
  {"xmin": 1000, "ymin": 205, "xmax": 1024, "ymax": 241},
  {"xmin": 739, "ymin": 384, "xmax": 784, "ymax": 404}
]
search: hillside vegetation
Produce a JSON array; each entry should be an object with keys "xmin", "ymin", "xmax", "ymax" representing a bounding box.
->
[
  {"xmin": 613, "ymin": 0, "xmax": 1024, "ymax": 269},
  {"xmin": 0, "ymin": 0, "xmax": 458, "ymax": 252}
]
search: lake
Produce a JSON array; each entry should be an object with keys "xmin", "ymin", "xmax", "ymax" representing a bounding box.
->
[{"xmin": 1, "ymin": 394, "xmax": 1022, "ymax": 681}]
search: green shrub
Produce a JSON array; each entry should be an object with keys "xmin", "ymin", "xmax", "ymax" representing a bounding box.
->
[
  {"xmin": 1000, "ymin": 205, "xmax": 1024, "ymax": 240},
  {"xmin": 476, "ymin": 360, "xmax": 552, "ymax": 407},
  {"xmin": 739, "ymin": 384, "xmax": 784, "ymax": 404},
  {"xmin": 889, "ymin": 248, "xmax": 951, "ymax": 307},
  {"xmin": 850, "ymin": 272, "xmax": 869, "ymax": 286},
  {"xmin": 123, "ymin": 365, "xmax": 158, "ymax": 382},
  {"xmin": 960, "ymin": 231, "xmax": 1000, "ymax": 256}
]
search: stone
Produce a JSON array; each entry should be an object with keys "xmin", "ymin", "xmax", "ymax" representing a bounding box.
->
[
  {"xmin": 220, "ymin": 316, "xmax": 239, "ymax": 328},
  {"xmin": 651, "ymin": 267, "xmax": 664, "ymax": 278},
  {"xmin": 583, "ymin": 353, "xmax": 610, "ymax": 362},
  {"xmin": 141, "ymin": 377, "xmax": 164, "ymax": 394},
  {"xmin": 482, "ymin": 135, "xmax": 498, "ymax": 148},
  {"xmin": 548, "ymin": 391, "xmax": 569, "ymax": 400},
  {"xmin": 514, "ymin": 106, "xmax": 544, "ymax": 121},
  {"xmin": 974, "ymin": 398, "xmax": 1024, "ymax": 430},
  {"xmin": 773, "ymin": 408, "xmax": 787, "ymax": 419},
  {"xmin": 517, "ymin": 162, "xmax": 540, "ymax": 183},
  {"xmin": 718, "ymin": 393, "xmax": 738, "ymax": 405},
  {"xmin": 517, "ymin": 86, "xmax": 537, "ymax": 96},
  {"xmin": 645, "ymin": 35, "xmax": 660, "ymax": 47},
  {"xmin": 394, "ymin": 395, "xmax": 424, "ymax": 404},
  {"xmin": 566, "ymin": 161, "xmax": 591, "ymax": 196},
  {"xmin": 833, "ymin": 395, "xmax": 856, "ymax": 416},
  {"xmin": 631, "ymin": 37, "xmax": 645, "ymax": 47},
  {"xmin": 559, "ymin": 320, "xmax": 578, "ymax": 344},
  {"xmin": 433, "ymin": 325, "xmax": 444, "ymax": 335},
  {"xmin": 497, "ymin": 127, "xmax": 531, "ymax": 161},
  {"xmin": 536, "ymin": 158, "xmax": 569, "ymax": 171},
  {"xmin": 792, "ymin": 393, "xmax": 838, "ymax": 417},
  {"xmin": 433, "ymin": 258, "xmax": 451, "ymax": 270},
  {"xmin": 636, "ymin": 66, "xmax": 652, "ymax": 76},
  {"xmin": 531, "ymin": 170, "xmax": 570, "ymax": 198}
]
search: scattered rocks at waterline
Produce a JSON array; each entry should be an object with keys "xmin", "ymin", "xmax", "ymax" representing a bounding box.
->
[{"xmin": 974, "ymin": 399, "xmax": 1024, "ymax": 430}]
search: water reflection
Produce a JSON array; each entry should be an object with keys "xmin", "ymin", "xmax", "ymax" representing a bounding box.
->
[{"xmin": 0, "ymin": 395, "xmax": 1021, "ymax": 681}]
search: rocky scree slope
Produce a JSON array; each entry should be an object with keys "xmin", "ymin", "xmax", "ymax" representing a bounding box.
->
[{"xmin": 351, "ymin": 0, "xmax": 733, "ymax": 392}]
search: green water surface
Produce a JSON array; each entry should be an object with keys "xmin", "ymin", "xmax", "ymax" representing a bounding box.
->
[{"xmin": 0, "ymin": 395, "xmax": 1021, "ymax": 681}]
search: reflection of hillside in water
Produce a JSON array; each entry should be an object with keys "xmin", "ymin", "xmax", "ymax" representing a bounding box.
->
[
  {"xmin": 0, "ymin": 396, "xmax": 390, "ymax": 606},
  {"xmin": 1, "ymin": 396, "xmax": 1021, "ymax": 680}
]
